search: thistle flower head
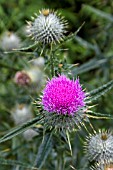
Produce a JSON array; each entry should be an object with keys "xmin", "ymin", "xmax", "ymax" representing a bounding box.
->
[
  {"xmin": 27, "ymin": 9, "xmax": 67, "ymax": 44},
  {"xmin": 42, "ymin": 75, "xmax": 85, "ymax": 115},
  {"xmin": 40, "ymin": 75, "xmax": 87, "ymax": 131},
  {"xmin": 84, "ymin": 130, "xmax": 113, "ymax": 164}
]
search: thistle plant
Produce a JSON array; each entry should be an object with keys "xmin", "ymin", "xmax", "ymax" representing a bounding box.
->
[{"xmin": 1, "ymin": 5, "xmax": 113, "ymax": 170}]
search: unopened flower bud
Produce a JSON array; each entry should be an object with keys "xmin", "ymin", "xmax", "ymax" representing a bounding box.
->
[
  {"xmin": 1, "ymin": 32, "xmax": 21, "ymax": 50},
  {"xmin": 11, "ymin": 104, "xmax": 33, "ymax": 125},
  {"xmin": 14, "ymin": 71, "xmax": 31, "ymax": 86},
  {"xmin": 27, "ymin": 9, "xmax": 68, "ymax": 44}
]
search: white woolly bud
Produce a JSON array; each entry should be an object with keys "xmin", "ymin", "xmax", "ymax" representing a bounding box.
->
[
  {"xmin": 23, "ymin": 129, "xmax": 38, "ymax": 141},
  {"xmin": 11, "ymin": 104, "xmax": 33, "ymax": 125},
  {"xmin": 27, "ymin": 9, "xmax": 68, "ymax": 44},
  {"xmin": 84, "ymin": 130, "xmax": 113, "ymax": 164},
  {"xmin": 31, "ymin": 57, "xmax": 45, "ymax": 68},
  {"xmin": 1, "ymin": 32, "xmax": 21, "ymax": 50},
  {"xmin": 27, "ymin": 66, "xmax": 44, "ymax": 84}
]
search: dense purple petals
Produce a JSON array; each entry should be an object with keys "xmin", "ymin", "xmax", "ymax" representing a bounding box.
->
[{"xmin": 42, "ymin": 75, "xmax": 85, "ymax": 115}]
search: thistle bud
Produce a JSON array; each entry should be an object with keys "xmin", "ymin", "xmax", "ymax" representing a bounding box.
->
[
  {"xmin": 11, "ymin": 104, "xmax": 33, "ymax": 125},
  {"xmin": 27, "ymin": 9, "xmax": 68, "ymax": 44},
  {"xmin": 84, "ymin": 130, "xmax": 113, "ymax": 164},
  {"xmin": 23, "ymin": 129, "xmax": 38, "ymax": 141},
  {"xmin": 14, "ymin": 71, "xmax": 31, "ymax": 86},
  {"xmin": 1, "ymin": 32, "xmax": 21, "ymax": 50}
]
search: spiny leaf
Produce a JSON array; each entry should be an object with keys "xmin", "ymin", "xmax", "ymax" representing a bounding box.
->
[
  {"xmin": 66, "ymin": 130, "xmax": 72, "ymax": 156},
  {"xmin": 72, "ymin": 58, "xmax": 107, "ymax": 75},
  {"xmin": 64, "ymin": 22, "xmax": 85, "ymax": 42},
  {"xmin": 74, "ymin": 35, "xmax": 98, "ymax": 52},
  {"xmin": 4, "ymin": 42, "xmax": 39, "ymax": 54},
  {"xmin": 82, "ymin": 5, "xmax": 113, "ymax": 22},
  {"xmin": 53, "ymin": 22, "xmax": 85, "ymax": 52},
  {"xmin": 88, "ymin": 79, "xmax": 113, "ymax": 96},
  {"xmin": 87, "ymin": 110, "xmax": 113, "ymax": 119},
  {"xmin": 86, "ymin": 79, "xmax": 113, "ymax": 103},
  {"xmin": 34, "ymin": 133, "xmax": 53, "ymax": 169},
  {"xmin": 0, "ymin": 116, "xmax": 43, "ymax": 144},
  {"xmin": 0, "ymin": 157, "xmax": 38, "ymax": 170}
]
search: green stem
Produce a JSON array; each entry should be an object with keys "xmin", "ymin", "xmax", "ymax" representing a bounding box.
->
[
  {"xmin": 50, "ymin": 53, "xmax": 54, "ymax": 77},
  {"xmin": 50, "ymin": 44, "xmax": 55, "ymax": 77}
]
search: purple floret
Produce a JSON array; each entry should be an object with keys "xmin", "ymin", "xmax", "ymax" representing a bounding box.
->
[{"xmin": 42, "ymin": 75, "xmax": 85, "ymax": 115}]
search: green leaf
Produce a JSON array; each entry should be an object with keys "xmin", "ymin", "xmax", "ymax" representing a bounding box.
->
[
  {"xmin": 72, "ymin": 58, "xmax": 106, "ymax": 75},
  {"xmin": 66, "ymin": 130, "xmax": 72, "ymax": 156},
  {"xmin": 64, "ymin": 22, "xmax": 85, "ymax": 42},
  {"xmin": 82, "ymin": 5, "xmax": 113, "ymax": 22},
  {"xmin": 0, "ymin": 116, "xmax": 43, "ymax": 144},
  {"xmin": 34, "ymin": 133, "xmax": 53, "ymax": 169},
  {"xmin": 0, "ymin": 157, "xmax": 38, "ymax": 170},
  {"xmin": 86, "ymin": 79, "xmax": 113, "ymax": 103},
  {"xmin": 75, "ymin": 35, "xmax": 98, "ymax": 51},
  {"xmin": 87, "ymin": 110, "xmax": 113, "ymax": 119},
  {"xmin": 53, "ymin": 22, "xmax": 85, "ymax": 53},
  {"xmin": 4, "ymin": 42, "xmax": 39, "ymax": 54}
]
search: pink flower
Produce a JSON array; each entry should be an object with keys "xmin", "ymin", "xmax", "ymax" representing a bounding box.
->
[
  {"xmin": 14, "ymin": 71, "xmax": 31, "ymax": 86},
  {"xmin": 42, "ymin": 75, "xmax": 85, "ymax": 115}
]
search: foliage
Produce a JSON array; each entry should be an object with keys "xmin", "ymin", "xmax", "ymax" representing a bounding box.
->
[{"xmin": 0, "ymin": 0, "xmax": 113, "ymax": 170}]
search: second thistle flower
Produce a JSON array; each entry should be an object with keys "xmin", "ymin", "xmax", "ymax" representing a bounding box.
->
[{"xmin": 27, "ymin": 9, "xmax": 67, "ymax": 44}]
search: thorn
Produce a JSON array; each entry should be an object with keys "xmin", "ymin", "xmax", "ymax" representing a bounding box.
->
[
  {"xmin": 31, "ymin": 16, "xmax": 35, "ymax": 20},
  {"xmin": 34, "ymin": 13, "xmax": 38, "ymax": 17}
]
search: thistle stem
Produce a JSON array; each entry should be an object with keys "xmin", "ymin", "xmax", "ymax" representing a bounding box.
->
[
  {"xmin": 50, "ymin": 53, "xmax": 54, "ymax": 77},
  {"xmin": 50, "ymin": 44, "xmax": 55, "ymax": 77}
]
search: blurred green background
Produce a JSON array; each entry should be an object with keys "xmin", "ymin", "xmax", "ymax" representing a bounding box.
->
[{"xmin": 0, "ymin": 0, "xmax": 113, "ymax": 169}]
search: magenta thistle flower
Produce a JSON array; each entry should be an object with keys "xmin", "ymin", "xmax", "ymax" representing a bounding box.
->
[
  {"xmin": 37, "ymin": 75, "xmax": 88, "ymax": 131},
  {"xmin": 42, "ymin": 75, "xmax": 85, "ymax": 115}
]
